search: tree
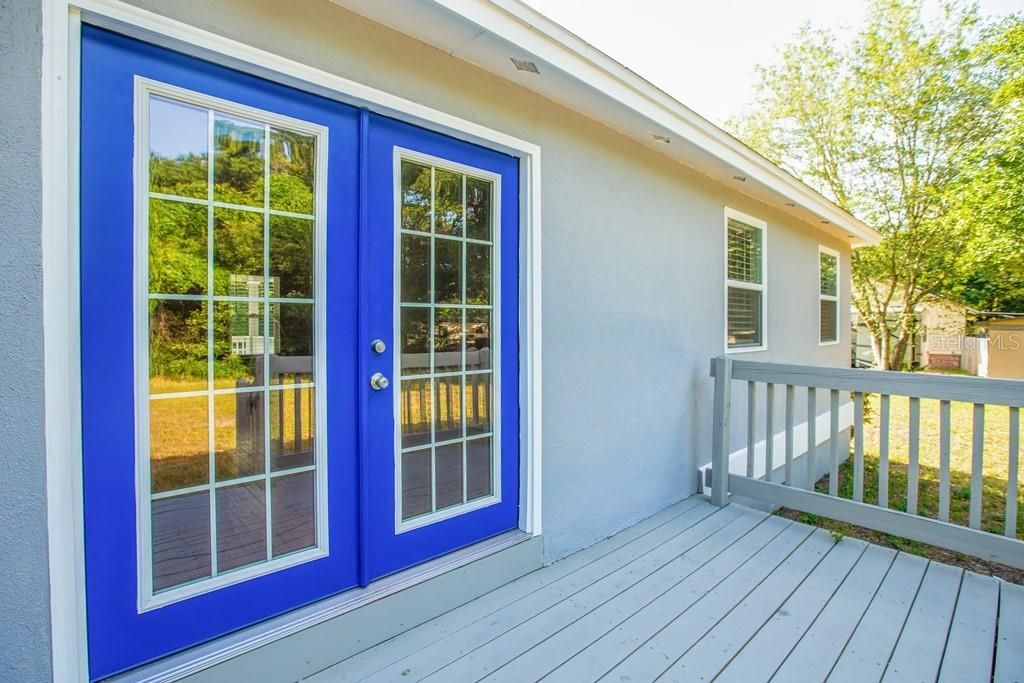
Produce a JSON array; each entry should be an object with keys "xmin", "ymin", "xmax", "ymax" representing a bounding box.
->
[
  {"xmin": 731, "ymin": 0, "xmax": 1013, "ymax": 369},
  {"xmin": 946, "ymin": 19, "xmax": 1024, "ymax": 312}
]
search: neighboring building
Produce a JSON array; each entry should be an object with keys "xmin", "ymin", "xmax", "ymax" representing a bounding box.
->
[
  {"xmin": 850, "ymin": 296, "xmax": 966, "ymax": 370},
  {"xmin": 984, "ymin": 316, "xmax": 1024, "ymax": 380},
  {"xmin": 919, "ymin": 298, "xmax": 969, "ymax": 369},
  {"xmin": 2, "ymin": 1, "xmax": 880, "ymax": 680}
]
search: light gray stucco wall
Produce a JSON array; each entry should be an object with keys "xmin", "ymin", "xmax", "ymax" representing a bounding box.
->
[
  {"xmin": 120, "ymin": 0, "xmax": 852, "ymax": 564},
  {"xmin": 0, "ymin": 0, "xmax": 53, "ymax": 680},
  {"xmin": 119, "ymin": 0, "xmax": 851, "ymax": 565}
]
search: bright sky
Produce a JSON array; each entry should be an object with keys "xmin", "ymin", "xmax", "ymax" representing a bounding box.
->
[{"xmin": 526, "ymin": 0, "xmax": 1023, "ymax": 126}]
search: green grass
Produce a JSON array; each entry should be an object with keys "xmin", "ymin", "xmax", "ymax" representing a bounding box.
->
[
  {"xmin": 780, "ymin": 393, "xmax": 1023, "ymax": 581},
  {"xmin": 856, "ymin": 395, "xmax": 1022, "ymax": 537}
]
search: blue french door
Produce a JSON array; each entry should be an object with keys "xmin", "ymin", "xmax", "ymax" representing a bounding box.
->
[
  {"xmin": 362, "ymin": 115, "xmax": 520, "ymax": 581},
  {"xmin": 80, "ymin": 26, "xmax": 519, "ymax": 681}
]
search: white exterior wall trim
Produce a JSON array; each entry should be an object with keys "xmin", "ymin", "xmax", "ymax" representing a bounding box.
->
[
  {"xmin": 41, "ymin": 1, "xmax": 544, "ymax": 679},
  {"xmin": 724, "ymin": 207, "xmax": 768, "ymax": 354},
  {"xmin": 697, "ymin": 402, "xmax": 856, "ymax": 494}
]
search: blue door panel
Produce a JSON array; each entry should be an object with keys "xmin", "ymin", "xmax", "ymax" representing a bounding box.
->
[
  {"xmin": 363, "ymin": 114, "xmax": 520, "ymax": 581},
  {"xmin": 81, "ymin": 27, "xmax": 360, "ymax": 679},
  {"xmin": 81, "ymin": 25, "xmax": 520, "ymax": 679}
]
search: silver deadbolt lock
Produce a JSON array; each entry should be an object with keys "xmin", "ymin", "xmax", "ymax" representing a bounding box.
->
[
  {"xmin": 370, "ymin": 339, "xmax": 387, "ymax": 354},
  {"xmin": 370, "ymin": 372, "xmax": 390, "ymax": 391}
]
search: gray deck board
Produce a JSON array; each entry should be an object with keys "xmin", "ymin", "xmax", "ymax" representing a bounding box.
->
[
  {"xmin": 826, "ymin": 552, "xmax": 929, "ymax": 683},
  {"xmin": 480, "ymin": 509, "xmax": 776, "ymax": 682},
  {"xmin": 741, "ymin": 542, "xmax": 897, "ymax": 683},
  {"xmin": 308, "ymin": 497, "xmax": 707, "ymax": 682},
  {"xmin": 939, "ymin": 571, "xmax": 1000, "ymax": 683},
  {"xmin": 343, "ymin": 501, "xmax": 731, "ymax": 683},
  {"xmin": 545, "ymin": 518, "xmax": 814, "ymax": 682},
  {"xmin": 996, "ymin": 581, "xmax": 1024, "ymax": 683},
  {"xmin": 655, "ymin": 530, "xmax": 864, "ymax": 682},
  {"xmin": 601, "ymin": 528, "xmax": 836, "ymax": 682},
  {"xmin": 882, "ymin": 562, "xmax": 964, "ymax": 683},
  {"xmin": 305, "ymin": 497, "xmax": 1021, "ymax": 683}
]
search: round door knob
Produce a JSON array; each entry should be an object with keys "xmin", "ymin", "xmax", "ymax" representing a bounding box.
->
[
  {"xmin": 370, "ymin": 339, "xmax": 387, "ymax": 354},
  {"xmin": 370, "ymin": 372, "xmax": 390, "ymax": 391}
]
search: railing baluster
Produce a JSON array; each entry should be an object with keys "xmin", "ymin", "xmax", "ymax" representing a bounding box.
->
[
  {"xmin": 1007, "ymin": 407, "xmax": 1020, "ymax": 538},
  {"xmin": 806, "ymin": 387, "xmax": 817, "ymax": 491},
  {"xmin": 908, "ymin": 397, "xmax": 920, "ymax": 516},
  {"xmin": 710, "ymin": 356, "xmax": 733, "ymax": 506},
  {"xmin": 853, "ymin": 392, "xmax": 864, "ymax": 502},
  {"xmin": 829, "ymin": 389, "xmax": 840, "ymax": 497},
  {"xmin": 747, "ymin": 381, "xmax": 756, "ymax": 478},
  {"xmin": 765, "ymin": 383, "xmax": 775, "ymax": 482},
  {"xmin": 970, "ymin": 403, "xmax": 985, "ymax": 529},
  {"xmin": 785, "ymin": 385, "xmax": 795, "ymax": 486},
  {"xmin": 939, "ymin": 400, "xmax": 951, "ymax": 522},
  {"xmin": 706, "ymin": 357, "xmax": 1024, "ymax": 568},
  {"xmin": 879, "ymin": 394, "xmax": 890, "ymax": 508}
]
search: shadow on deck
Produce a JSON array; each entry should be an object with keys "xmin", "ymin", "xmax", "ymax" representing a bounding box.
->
[{"xmin": 306, "ymin": 496, "xmax": 1024, "ymax": 682}]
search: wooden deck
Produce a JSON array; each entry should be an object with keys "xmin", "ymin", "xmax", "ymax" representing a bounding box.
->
[{"xmin": 306, "ymin": 497, "xmax": 1024, "ymax": 682}]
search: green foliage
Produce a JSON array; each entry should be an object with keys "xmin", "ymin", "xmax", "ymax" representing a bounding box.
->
[
  {"xmin": 945, "ymin": 19, "xmax": 1024, "ymax": 311},
  {"xmin": 731, "ymin": 0, "xmax": 1024, "ymax": 368},
  {"xmin": 148, "ymin": 125, "xmax": 317, "ymax": 384}
]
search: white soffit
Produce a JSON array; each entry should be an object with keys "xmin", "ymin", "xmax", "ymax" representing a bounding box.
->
[{"xmin": 331, "ymin": 0, "xmax": 880, "ymax": 247}]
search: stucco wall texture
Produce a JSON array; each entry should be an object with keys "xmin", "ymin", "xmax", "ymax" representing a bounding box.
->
[
  {"xmin": 0, "ymin": 0, "xmax": 53, "ymax": 680},
  {"xmin": 2, "ymin": 1, "xmax": 856, "ymax": 671},
  {"xmin": 120, "ymin": 0, "xmax": 852, "ymax": 564}
]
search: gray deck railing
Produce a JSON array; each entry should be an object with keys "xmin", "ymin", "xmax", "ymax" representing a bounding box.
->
[{"xmin": 709, "ymin": 356, "xmax": 1024, "ymax": 568}]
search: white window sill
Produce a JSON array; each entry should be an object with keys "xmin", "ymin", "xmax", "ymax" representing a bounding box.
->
[{"xmin": 726, "ymin": 345, "xmax": 767, "ymax": 354}]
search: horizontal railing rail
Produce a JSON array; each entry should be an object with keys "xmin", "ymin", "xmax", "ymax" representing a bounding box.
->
[{"xmin": 709, "ymin": 355, "xmax": 1024, "ymax": 568}]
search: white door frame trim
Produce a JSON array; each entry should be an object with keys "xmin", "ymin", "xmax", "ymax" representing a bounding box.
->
[{"xmin": 41, "ymin": 1, "xmax": 543, "ymax": 679}]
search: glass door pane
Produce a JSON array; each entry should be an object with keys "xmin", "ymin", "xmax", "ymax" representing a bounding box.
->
[{"xmin": 397, "ymin": 157, "xmax": 496, "ymax": 524}]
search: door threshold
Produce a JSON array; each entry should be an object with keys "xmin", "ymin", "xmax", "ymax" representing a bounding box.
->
[{"xmin": 112, "ymin": 530, "xmax": 537, "ymax": 682}]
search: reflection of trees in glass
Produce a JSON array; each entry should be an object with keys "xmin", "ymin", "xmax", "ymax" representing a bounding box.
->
[
  {"xmin": 148, "ymin": 108, "xmax": 318, "ymax": 386},
  {"xmin": 149, "ymin": 198, "xmax": 207, "ymax": 296},
  {"xmin": 402, "ymin": 162, "xmax": 431, "ymax": 231},
  {"xmin": 214, "ymin": 115, "xmax": 264, "ymax": 205},
  {"xmin": 213, "ymin": 209, "xmax": 263, "ymax": 295},
  {"xmin": 820, "ymin": 253, "xmax": 838, "ymax": 295},
  {"xmin": 150, "ymin": 152, "xmax": 207, "ymax": 199},
  {"xmin": 466, "ymin": 244, "xmax": 490, "ymax": 305},
  {"xmin": 434, "ymin": 169, "xmax": 463, "ymax": 235},
  {"xmin": 270, "ymin": 216, "xmax": 313, "ymax": 298},
  {"xmin": 149, "ymin": 300, "xmax": 206, "ymax": 384},
  {"xmin": 401, "ymin": 235, "xmax": 430, "ymax": 303},
  {"xmin": 270, "ymin": 129, "xmax": 315, "ymax": 214},
  {"xmin": 466, "ymin": 177, "xmax": 491, "ymax": 241}
]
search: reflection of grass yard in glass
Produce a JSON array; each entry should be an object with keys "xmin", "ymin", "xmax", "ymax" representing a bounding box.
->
[{"xmin": 149, "ymin": 376, "xmax": 314, "ymax": 493}]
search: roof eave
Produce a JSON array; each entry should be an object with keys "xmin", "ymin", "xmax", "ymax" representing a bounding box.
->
[{"xmin": 332, "ymin": 0, "xmax": 882, "ymax": 247}]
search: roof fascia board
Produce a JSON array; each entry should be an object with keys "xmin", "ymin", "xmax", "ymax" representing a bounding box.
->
[{"xmin": 427, "ymin": 0, "xmax": 879, "ymax": 245}]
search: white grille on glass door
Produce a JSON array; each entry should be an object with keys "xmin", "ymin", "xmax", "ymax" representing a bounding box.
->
[{"xmin": 397, "ymin": 158, "xmax": 497, "ymax": 523}]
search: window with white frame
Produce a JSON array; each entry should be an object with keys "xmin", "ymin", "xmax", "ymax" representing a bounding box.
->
[
  {"xmin": 139, "ymin": 84, "xmax": 327, "ymax": 604},
  {"xmin": 819, "ymin": 247, "xmax": 840, "ymax": 344},
  {"xmin": 725, "ymin": 209, "xmax": 766, "ymax": 350}
]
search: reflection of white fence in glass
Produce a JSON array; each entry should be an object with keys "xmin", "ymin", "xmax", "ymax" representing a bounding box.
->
[
  {"xmin": 236, "ymin": 355, "xmax": 314, "ymax": 460},
  {"xmin": 403, "ymin": 347, "xmax": 491, "ymax": 371}
]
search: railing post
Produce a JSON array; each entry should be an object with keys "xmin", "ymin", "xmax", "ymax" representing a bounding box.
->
[{"xmin": 711, "ymin": 355, "xmax": 733, "ymax": 506}]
